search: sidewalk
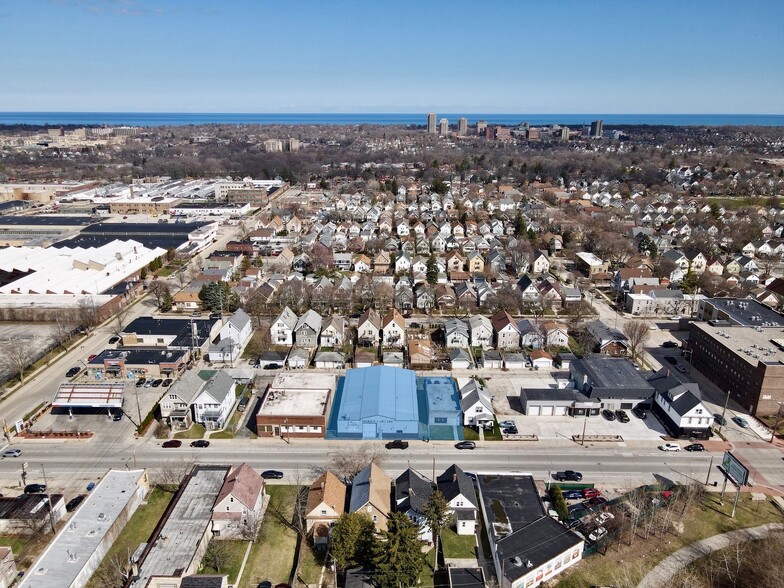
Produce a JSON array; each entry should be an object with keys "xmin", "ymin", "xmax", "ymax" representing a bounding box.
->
[{"xmin": 637, "ymin": 522, "xmax": 784, "ymax": 588}]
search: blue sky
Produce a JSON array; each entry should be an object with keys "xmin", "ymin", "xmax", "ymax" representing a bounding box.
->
[{"xmin": 2, "ymin": 0, "xmax": 783, "ymax": 113}]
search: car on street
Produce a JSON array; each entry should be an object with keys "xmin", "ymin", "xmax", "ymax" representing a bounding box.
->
[
  {"xmin": 2, "ymin": 449, "xmax": 21, "ymax": 458},
  {"xmin": 553, "ymin": 470, "xmax": 583, "ymax": 482},
  {"xmin": 582, "ymin": 488, "xmax": 602, "ymax": 499},
  {"xmin": 190, "ymin": 440, "xmax": 210, "ymax": 448},
  {"xmin": 152, "ymin": 379, "xmax": 163, "ymax": 387},
  {"xmin": 263, "ymin": 363, "xmax": 281, "ymax": 370},
  {"xmin": 385, "ymin": 439, "xmax": 409, "ymax": 450},
  {"xmin": 589, "ymin": 527, "xmax": 607, "ymax": 542},
  {"xmin": 24, "ymin": 484, "xmax": 47, "ymax": 494},
  {"xmin": 601, "ymin": 409, "xmax": 616, "ymax": 421},
  {"xmin": 659, "ymin": 443, "xmax": 681, "ymax": 451},
  {"xmin": 261, "ymin": 470, "xmax": 284, "ymax": 479},
  {"xmin": 562, "ymin": 490, "xmax": 583, "ymax": 500},
  {"xmin": 714, "ymin": 413, "xmax": 727, "ymax": 426},
  {"xmin": 66, "ymin": 495, "xmax": 85, "ymax": 512},
  {"xmin": 733, "ymin": 416, "xmax": 750, "ymax": 428},
  {"xmin": 66, "ymin": 366, "xmax": 80, "ymax": 377},
  {"xmin": 499, "ymin": 420, "xmax": 516, "ymax": 428},
  {"xmin": 162, "ymin": 440, "xmax": 182, "ymax": 448},
  {"xmin": 87, "ymin": 354, "xmax": 97, "ymax": 362},
  {"xmin": 675, "ymin": 364, "xmax": 687, "ymax": 373},
  {"xmin": 109, "ymin": 336, "xmax": 120, "ymax": 344},
  {"xmin": 410, "ymin": 322, "xmax": 421, "ymax": 329},
  {"xmin": 662, "ymin": 341, "xmax": 678, "ymax": 348},
  {"xmin": 665, "ymin": 356, "xmax": 678, "ymax": 365},
  {"xmin": 615, "ymin": 410, "xmax": 630, "ymax": 423},
  {"xmin": 632, "ymin": 407, "xmax": 647, "ymax": 419},
  {"xmin": 685, "ymin": 443, "xmax": 705, "ymax": 452},
  {"xmin": 455, "ymin": 441, "xmax": 476, "ymax": 450}
]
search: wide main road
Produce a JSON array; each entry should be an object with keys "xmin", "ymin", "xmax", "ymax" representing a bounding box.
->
[{"xmin": 0, "ymin": 439, "xmax": 719, "ymax": 497}]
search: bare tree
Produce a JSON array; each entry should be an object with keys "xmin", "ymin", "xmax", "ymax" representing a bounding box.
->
[
  {"xmin": 0, "ymin": 339, "xmax": 35, "ymax": 385},
  {"xmin": 623, "ymin": 320, "xmax": 651, "ymax": 361},
  {"xmin": 202, "ymin": 539, "xmax": 230, "ymax": 573},
  {"xmin": 314, "ymin": 443, "xmax": 387, "ymax": 484},
  {"xmin": 151, "ymin": 458, "xmax": 194, "ymax": 492},
  {"xmin": 113, "ymin": 302, "xmax": 132, "ymax": 335},
  {"xmin": 90, "ymin": 547, "xmax": 133, "ymax": 586},
  {"xmin": 77, "ymin": 297, "xmax": 102, "ymax": 332},
  {"xmin": 52, "ymin": 317, "xmax": 77, "ymax": 352},
  {"xmin": 148, "ymin": 280, "xmax": 169, "ymax": 308}
]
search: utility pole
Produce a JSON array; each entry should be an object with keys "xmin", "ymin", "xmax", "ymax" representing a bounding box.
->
[
  {"xmin": 41, "ymin": 464, "xmax": 56, "ymax": 535},
  {"xmin": 581, "ymin": 415, "xmax": 588, "ymax": 446},
  {"xmin": 719, "ymin": 390, "xmax": 731, "ymax": 435}
]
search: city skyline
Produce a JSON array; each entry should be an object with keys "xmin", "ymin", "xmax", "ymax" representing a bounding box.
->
[{"xmin": 2, "ymin": 0, "xmax": 784, "ymax": 113}]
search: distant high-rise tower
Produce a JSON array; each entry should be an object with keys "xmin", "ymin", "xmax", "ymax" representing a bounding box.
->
[
  {"xmin": 439, "ymin": 118, "xmax": 449, "ymax": 136},
  {"xmin": 476, "ymin": 120, "xmax": 488, "ymax": 136},
  {"xmin": 590, "ymin": 119, "xmax": 604, "ymax": 138},
  {"xmin": 427, "ymin": 112, "xmax": 437, "ymax": 134},
  {"xmin": 457, "ymin": 117, "xmax": 468, "ymax": 137}
]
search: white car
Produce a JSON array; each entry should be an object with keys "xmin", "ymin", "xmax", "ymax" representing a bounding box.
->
[
  {"xmin": 589, "ymin": 527, "xmax": 607, "ymax": 542},
  {"xmin": 595, "ymin": 512, "xmax": 615, "ymax": 525},
  {"xmin": 659, "ymin": 443, "xmax": 681, "ymax": 452}
]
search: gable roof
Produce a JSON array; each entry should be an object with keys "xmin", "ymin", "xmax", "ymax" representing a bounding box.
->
[
  {"xmin": 349, "ymin": 462, "xmax": 391, "ymax": 515},
  {"xmin": 306, "ymin": 471, "xmax": 347, "ymax": 517},
  {"xmin": 275, "ymin": 306, "xmax": 298, "ymax": 330},
  {"xmin": 200, "ymin": 370, "xmax": 236, "ymax": 404},
  {"xmin": 358, "ymin": 308, "xmax": 382, "ymax": 330},
  {"xmin": 215, "ymin": 463, "xmax": 264, "ymax": 511},
  {"xmin": 227, "ymin": 308, "xmax": 251, "ymax": 331},
  {"xmin": 395, "ymin": 468, "xmax": 433, "ymax": 515},
  {"xmin": 492, "ymin": 310, "xmax": 519, "ymax": 333},
  {"xmin": 437, "ymin": 464, "xmax": 478, "ymax": 509},
  {"xmin": 295, "ymin": 309, "xmax": 323, "ymax": 333}
]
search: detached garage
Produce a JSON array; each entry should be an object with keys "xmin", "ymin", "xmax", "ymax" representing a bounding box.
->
[{"xmin": 520, "ymin": 387, "xmax": 600, "ymax": 417}]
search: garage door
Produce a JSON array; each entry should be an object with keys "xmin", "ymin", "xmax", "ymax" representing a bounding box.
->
[
  {"xmin": 528, "ymin": 405, "xmax": 541, "ymax": 416},
  {"xmin": 554, "ymin": 406, "xmax": 568, "ymax": 416},
  {"xmin": 541, "ymin": 406, "xmax": 554, "ymax": 416}
]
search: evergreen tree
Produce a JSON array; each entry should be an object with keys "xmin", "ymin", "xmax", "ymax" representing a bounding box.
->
[
  {"xmin": 199, "ymin": 282, "xmax": 239, "ymax": 312},
  {"xmin": 514, "ymin": 211, "xmax": 526, "ymax": 237},
  {"xmin": 330, "ymin": 512, "xmax": 376, "ymax": 571},
  {"xmin": 372, "ymin": 512, "xmax": 426, "ymax": 588},
  {"xmin": 160, "ymin": 288, "xmax": 173, "ymax": 312},
  {"xmin": 426, "ymin": 254, "xmax": 439, "ymax": 285},
  {"xmin": 423, "ymin": 490, "xmax": 451, "ymax": 572}
]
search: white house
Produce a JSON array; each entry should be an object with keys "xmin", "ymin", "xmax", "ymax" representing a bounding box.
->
[
  {"xmin": 492, "ymin": 311, "xmax": 520, "ymax": 350},
  {"xmin": 468, "ymin": 315, "xmax": 493, "ymax": 349},
  {"xmin": 191, "ymin": 370, "xmax": 237, "ymax": 430},
  {"xmin": 382, "ymin": 309, "xmax": 406, "ymax": 347},
  {"xmin": 212, "ymin": 463, "xmax": 267, "ymax": 539},
  {"xmin": 459, "ymin": 379, "xmax": 494, "ymax": 429},
  {"xmin": 320, "ymin": 315, "xmax": 345, "ymax": 347},
  {"xmin": 208, "ymin": 309, "xmax": 253, "ymax": 363},
  {"xmin": 650, "ymin": 371, "xmax": 713, "ymax": 439},
  {"xmin": 437, "ymin": 465, "xmax": 479, "ymax": 536},
  {"xmin": 271, "ymin": 306, "xmax": 298, "ymax": 346},
  {"xmin": 532, "ymin": 249, "xmax": 550, "ymax": 274},
  {"xmin": 444, "ymin": 318, "xmax": 470, "ymax": 349},
  {"xmin": 395, "ymin": 469, "xmax": 434, "ymax": 543}
]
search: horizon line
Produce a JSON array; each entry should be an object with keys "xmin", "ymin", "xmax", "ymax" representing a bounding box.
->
[{"xmin": 1, "ymin": 111, "xmax": 783, "ymax": 116}]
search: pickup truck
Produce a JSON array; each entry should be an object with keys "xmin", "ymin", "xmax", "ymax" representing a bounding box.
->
[
  {"xmin": 553, "ymin": 470, "xmax": 583, "ymax": 482},
  {"xmin": 385, "ymin": 439, "xmax": 409, "ymax": 450}
]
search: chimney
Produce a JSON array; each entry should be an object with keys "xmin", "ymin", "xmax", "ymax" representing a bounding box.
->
[{"xmin": 453, "ymin": 472, "xmax": 457, "ymax": 482}]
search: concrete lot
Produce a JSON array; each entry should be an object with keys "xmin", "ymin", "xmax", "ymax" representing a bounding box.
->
[{"xmin": 0, "ymin": 322, "xmax": 60, "ymax": 381}]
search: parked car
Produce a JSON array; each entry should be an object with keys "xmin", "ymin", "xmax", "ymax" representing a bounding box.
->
[
  {"xmin": 714, "ymin": 413, "xmax": 728, "ymax": 426},
  {"xmin": 588, "ymin": 496, "xmax": 608, "ymax": 506},
  {"xmin": 112, "ymin": 409, "xmax": 123, "ymax": 422},
  {"xmin": 151, "ymin": 378, "xmax": 162, "ymax": 387},
  {"xmin": 136, "ymin": 377, "xmax": 146, "ymax": 387},
  {"xmin": 410, "ymin": 322, "xmax": 421, "ymax": 329},
  {"xmin": 455, "ymin": 441, "xmax": 476, "ymax": 450},
  {"xmin": 237, "ymin": 397, "xmax": 250, "ymax": 412},
  {"xmin": 615, "ymin": 410, "xmax": 630, "ymax": 423},
  {"xmin": 670, "ymin": 315, "xmax": 684, "ymax": 321},
  {"xmin": 24, "ymin": 484, "xmax": 47, "ymax": 494},
  {"xmin": 144, "ymin": 379, "xmax": 154, "ymax": 388},
  {"xmin": 162, "ymin": 440, "xmax": 182, "ymax": 448},
  {"xmin": 257, "ymin": 582, "xmax": 272, "ymax": 588},
  {"xmin": 659, "ymin": 443, "xmax": 681, "ymax": 451},
  {"xmin": 685, "ymin": 443, "xmax": 705, "ymax": 452},
  {"xmin": 553, "ymin": 470, "xmax": 583, "ymax": 482},
  {"xmin": 2, "ymin": 449, "xmax": 21, "ymax": 458},
  {"xmin": 567, "ymin": 503, "xmax": 588, "ymax": 515},
  {"xmin": 263, "ymin": 363, "xmax": 281, "ymax": 370},
  {"xmin": 108, "ymin": 336, "xmax": 120, "ymax": 344},
  {"xmin": 87, "ymin": 354, "xmax": 97, "ymax": 362},
  {"xmin": 662, "ymin": 341, "xmax": 678, "ymax": 348},
  {"xmin": 675, "ymin": 364, "xmax": 687, "ymax": 373},
  {"xmin": 601, "ymin": 409, "xmax": 616, "ymax": 421},
  {"xmin": 190, "ymin": 440, "xmax": 210, "ymax": 448},
  {"xmin": 502, "ymin": 427, "xmax": 519, "ymax": 435},
  {"xmin": 631, "ymin": 407, "xmax": 647, "ymax": 419},
  {"xmin": 589, "ymin": 527, "xmax": 607, "ymax": 542},
  {"xmin": 162, "ymin": 378, "xmax": 173, "ymax": 387},
  {"xmin": 499, "ymin": 420, "xmax": 516, "ymax": 428},
  {"xmin": 733, "ymin": 416, "xmax": 750, "ymax": 428},
  {"xmin": 665, "ymin": 356, "xmax": 678, "ymax": 365},
  {"xmin": 66, "ymin": 366, "xmax": 81, "ymax": 378},
  {"xmin": 66, "ymin": 495, "xmax": 85, "ymax": 512},
  {"xmin": 562, "ymin": 490, "xmax": 583, "ymax": 500},
  {"xmin": 581, "ymin": 488, "xmax": 602, "ymax": 499},
  {"xmin": 261, "ymin": 470, "xmax": 284, "ymax": 479},
  {"xmin": 595, "ymin": 512, "xmax": 614, "ymax": 525},
  {"xmin": 386, "ymin": 439, "xmax": 409, "ymax": 450}
]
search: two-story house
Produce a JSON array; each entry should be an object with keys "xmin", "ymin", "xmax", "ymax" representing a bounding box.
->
[
  {"xmin": 212, "ymin": 463, "xmax": 267, "ymax": 539},
  {"xmin": 305, "ymin": 471, "xmax": 347, "ymax": 546},
  {"xmin": 208, "ymin": 309, "xmax": 253, "ymax": 363},
  {"xmin": 492, "ymin": 311, "xmax": 520, "ymax": 350},
  {"xmin": 444, "ymin": 318, "xmax": 470, "ymax": 349},
  {"xmin": 295, "ymin": 310, "xmax": 323, "ymax": 348},
  {"xmin": 191, "ymin": 370, "xmax": 237, "ymax": 430},
  {"xmin": 271, "ymin": 306, "xmax": 298, "ymax": 346},
  {"xmin": 382, "ymin": 309, "xmax": 406, "ymax": 348},
  {"xmin": 320, "ymin": 316, "xmax": 345, "ymax": 348},
  {"xmin": 468, "ymin": 315, "xmax": 493, "ymax": 349},
  {"xmin": 395, "ymin": 469, "xmax": 434, "ymax": 543},
  {"xmin": 437, "ymin": 465, "xmax": 479, "ymax": 535},
  {"xmin": 349, "ymin": 463, "xmax": 391, "ymax": 532},
  {"xmin": 357, "ymin": 309, "xmax": 382, "ymax": 346}
]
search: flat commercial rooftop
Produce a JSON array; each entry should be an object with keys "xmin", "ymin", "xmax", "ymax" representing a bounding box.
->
[
  {"xmin": 691, "ymin": 322, "xmax": 784, "ymax": 366},
  {"xmin": 19, "ymin": 469, "xmax": 146, "ymax": 588},
  {"xmin": 702, "ymin": 298, "xmax": 784, "ymax": 327},
  {"xmin": 52, "ymin": 382, "xmax": 125, "ymax": 408},
  {"xmin": 134, "ymin": 466, "xmax": 228, "ymax": 587},
  {"xmin": 259, "ymin": 373, "xmax": 334, "ymax": 416}
]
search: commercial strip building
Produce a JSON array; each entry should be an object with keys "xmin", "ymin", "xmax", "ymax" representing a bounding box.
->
[
  {"xmin": 19, "ymin": 469, "xmax": 149, "ymax": 588},
  {"xmin": 256, "ymin": 373, "xmax": 335, "ymax": 438}
]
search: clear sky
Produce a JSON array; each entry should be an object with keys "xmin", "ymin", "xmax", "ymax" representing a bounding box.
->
[{"xmin": 2, "ymin": 0, "xmax": 783, "ymax": 113}]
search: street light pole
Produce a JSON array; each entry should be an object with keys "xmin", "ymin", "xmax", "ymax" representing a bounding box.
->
[
  {"xmin": 770, "ymin": 402, "xmax": 784, "ymax": 444},
  {"xmin": 719, "ymin": 390, "xmax": 731, "ymax": 435}
]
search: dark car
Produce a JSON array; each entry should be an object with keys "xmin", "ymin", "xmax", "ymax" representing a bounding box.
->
[
  {"xmin": 24, "ymin": 484, "xmax": 47, "ymax": 494},
  {"xmin": 263, "ymin": 363, "xmax": 281, "ymax": 370},
  {"xmin": 66, "ymin": 367, "xmax": 80, "ymax": 378},
  {"xmin": 714, "ymin": 413, "xmax": 728, "ymax": 426},
  {"xmin": 112, "ymin": 409, "xmax": 123, "ymax": 422},
  {"xmin": 190, "ymin": 440, "xmax": 210, "ymax": 448},
  {"xmin": 665, "ymin": 356, "xmax": 678, "ymax": 365},
  {"xmin": 109, "ymin": 336, "xmax": 120, "ymax": 344},
  {"xmin": 152, "ymin": 378, "xmax": 163, "ymax": 387},
  {"xmin": 601, "ymin": 409, "xmax": 616, "ymax": 421},
  {"xmin": 562, "ymin": 490, "xmax": 583, "ymax": 500},
  {"xmin": 258, "ymin": 582, "xmax": 272, "ymax": 588},
  {"xmin": 162, "ymin": 440, "xmax": 182, "ymax": 448},
  {"xmin": 385, "ymin": 439, "xmax": 409, "ymax": 450},
  {"xmin": 410, "ymin": 322, "xmax": 421, "ymax": 329},
  {"xmin": 464, "ymin": 472, "xmax": 477, "ymax": 481},
  {"xmin": 455, "ymin": 441, "xmax": 476, "ymax": 450},
  {"xmin": 136, "ymin": 377, "xmax": 146, "ymax": 387},
  {"xmin": 163, "ymin": 378, "xmax": 173, "ymax": 387},
  {"xmin": 261, "ymin": 470, "xmax": 284, "ymax": 479},
  {"xmin": 554, "ymin": 470, "xmax": 583, "ymax": 482},
  {"xmin": 615, "ymin": 410, "xmax": 630, "ymax": 423},
  {"xmin": 733, "ymin": 416, "xmax": 750, "ymax": 428},
  {"xmin": 662, "ymin": 341, "xmax": 678, "ymax": 348},
  {"xmin": 632, "ymin": 407, "xmax": 647, "ymax": 419},
  {"xmin": 567, "ymin": 503, "xmax": 587, "ymax": 515},
  {"xmin": 588, "ymin": 496, "xmax": 608, "ymax": 506},
  {"xmin": 685, "ymin": 443, "xmax": 705, "ymax": 452},
  {"xmin": 66, "ymin": 495, "xmax": 85, "ymax": 512},
  {"xmin": 502, "ymin": 427, "xmax": 519, "ymax": 435}
]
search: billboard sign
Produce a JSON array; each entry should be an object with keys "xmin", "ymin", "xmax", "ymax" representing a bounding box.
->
[{"xmin": 721, "ymin": 451, "xmax": 750, "ymax": 486}]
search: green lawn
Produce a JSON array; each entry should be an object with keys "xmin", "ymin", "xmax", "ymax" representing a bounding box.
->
[
  {"xmin": 484, "ymin": 419, "xmax": 502, "ymax": 441},
  {"xmin": 200, "ymin": 539, "xmax": 248, "ymax": 584},
  {"xmin": 0, "ymin": 534, "xmax": 48, "ymax": 570},
  {"xmin": 299, "ymin": 544, "xmax": 327, "ymax": 585},
  {"xmin": 418, "ymin": 548, "xmax": 437, "ymax": 588},
  {"xmin": 555, "ymin": 493, "xmax": 784, "ymax": 588},
  {"xmin": 441, "ymin": 528, "xmax": 477, "ymax": 559},
  {"xmin": 87, "ymin": 487, "xmax": 173, "ymax": 587},
  {"xmin": 174, "ymin": 423, "xmax": 206, "ymax": 439},
  {"xmin": 462, "ymin": 427, "xmax": 479, "ymax": 441},
  {"xmin": 156, "ymin": 266, "xmax": 175, "ymax": 277},
  {"xmin": 240, "ymin": 486, "xmax": 301, "ymax": 588}
]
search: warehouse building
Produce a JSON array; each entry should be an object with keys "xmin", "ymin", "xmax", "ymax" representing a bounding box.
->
[{"xmin": 256, "ymin": 373, "xmax": 335, "ymax": 438}]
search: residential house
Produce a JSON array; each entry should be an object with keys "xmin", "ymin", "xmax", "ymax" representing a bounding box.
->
[
  {"xmin": 191, "ymin": 370, "xmax": 237, "ymax": 430},
  {"xmin": 208, "ymin": 309, "xmax": 253, "ymax": 363},
  {"xmin": 395, "ymin": 252, "xmax": 412, "ymax": 274},
  {"xmin": 349, "ymin": 463, "xmax": 391, "ymax": 532},
  {"xmin": 468, "ymin": 315, "xmax": 493, "ymax": 349},
  {"xmin": 584, "ymin": 320, "xmax": 628, "ymax": 356},
  {"xmin": 212, "ymin": 463, "xmax": 267, "ymax": 539},
  {"xmin": 382, "ymin": 309, "xmax": 406, "ymax": 347},
  {"xmin": 531, "ymin": 249, "xmax": 550, "ymax": 274},
  {"xmin": 492, "ymin": 311, "xmax": 520, "ymax": 349},
  {"xmin": 305, "ymin": 471, "xmax": 347, "ymax": 546},
  {"xmin": 437, "ymin": 465, "xmax": 479, "ymax": 536},
  {"xmin": 295, "ymin": 310, "xmax": 323, "ymax": 348},
  {"xmin": 444, "ymin": 318, "xmax": 470, "ymax": 349},
  {"xmin": 414, "ymin": 283, "xmax": 436, "ymax": 311},
  {"xmin": 320, "ymin": 316, "xmax": 345, "ymax": 348},
  {"xmin": 459, "ymin": 379, "xmax": 494, "ymax": 430},
  {"xmin": 467, "ymin": 251, "xmax": 485, "ymax": 274},
  {"xmin": 648, "ymin": 370, "xmax": 712, "ymax": 439},
  {"xmin": 408, "ymin": 336, "xmax": 434, "ymax": 366},
  {"xmin": 160, "ymin": 370, "xmax": 202, "ymax": 429},
  {"xmin": 357, "ymin": 309, "xmax": 382, "ymax": 346},
  {"xmin": 271, "ymin": 307, "xmax": 298, "ymax": 346},
  {"xmin": 449, "ymin": 349, "xmax": 472, "ymax": 369},
  {"xmin": 395, "ymin": 469, "xmax": 434, "ymax": 543}
]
